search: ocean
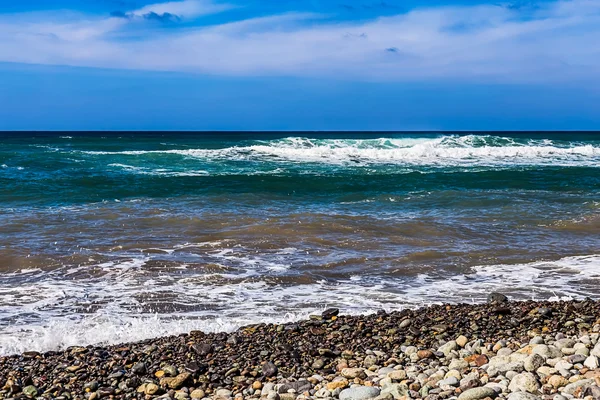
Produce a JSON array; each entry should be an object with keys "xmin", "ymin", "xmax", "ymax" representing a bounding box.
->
[{"xmin": 0, "ymin": 132, "xmax": 599, "ymax": 355}]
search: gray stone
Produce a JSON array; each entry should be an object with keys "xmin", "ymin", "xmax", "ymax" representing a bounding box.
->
[
  {"xmin": 562, "ymin": 379, "xmax": 594, "ymax": 395},
  {"xmin": 508, "ymin": 372, "xmax": 540, "ymax": 393},
  {"xmin": 487, "ymin": 293, "xmax": 508, "ymax": 303},
  {"xmin": 364, "ymin": 355, "xmax": 378, "ymax": 368},
  {"xmin": 585, "ymin": 356, "xmax": 600, "ymax": 369},
  {"xmin": 216, "ymin": 389, "xmax": 233, "ymax": 398},
  {"xmin": 339, "ymin": 386, "xmax": 381, "ymax": 400},
  {"xmin": 567, "ymin": 354, "xmax": 587, "ymax": 364},
  {"xmin": 530, "ymin": 337, "xmax": 544, "ymax": 345},
  {"xmin": 449, "ymin": 359, "xmax": 469, "ymax": 370},
  {"xmin": 532, "ymin": 345, "xmax": 561, "ymax": 360},
  {"xmin": 507, "ymin": 392, "xmax": 541, "ymax": 400},
  {"xmin": 399, "ymin": 319, "xmax": 411, "ymax": 329},
  {"xmin": 523, "ymin": 354, "xmax": 545, "ymax": 372},
  {"xmin": 438, "ymin": 377, "xmax": 460, "ymax": 387},
  {"xmin": 263, "ymin": 362, "xmax": 278, "ymax": 377},
  {"xmin": 584, "ymin": 385, "xmax": 600, "ymax": 399},
  {"xmin": 438, "ymin": 341, "xmax": 458, "ymax": 356},
  {"xmin": 591, "ymin": 344, "xmax": 600, "ymax": 358},
  {"xmin": 458, "ymin": 387, "xmax": 498, "ymax": 400},
  {"xmin": 380, "ymin": 384, "xmax": 408, "ymax": 400},
  {"xmin": 555, "ymin": 339, "xmax": 576, "ymax": 350},
  {"xmin": 487, "ymin": 356, "xmax": 524, "ymax": 377},
  {"xmin": 315, "ymin": 388, "xmax": 331, "ymax": 398},
  {"xmin": 262, "ymin": 383, "xmax": 276, "ymax": 396},
  {"xmin": 278, "ymin": 382, "xmax": 312, "ymax": 394}
]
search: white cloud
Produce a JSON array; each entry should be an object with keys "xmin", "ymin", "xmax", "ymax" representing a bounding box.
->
[
  {"xmin": 132, "ymin": 0, "xmax": 234, "ymax": 19},
  {"xmin": 0, "ymin": 0, "xmax": 599, "ymax": 83}
]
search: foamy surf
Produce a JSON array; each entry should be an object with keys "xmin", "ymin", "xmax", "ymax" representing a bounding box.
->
[{"xmin": 2, "ymin": 254, "xmax": 600, "ymax": 355}]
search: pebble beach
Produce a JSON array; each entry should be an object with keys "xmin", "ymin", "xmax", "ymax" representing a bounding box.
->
[{"xmin": 5, "ymin": 296, "xmax": 600, "ymax": 400}]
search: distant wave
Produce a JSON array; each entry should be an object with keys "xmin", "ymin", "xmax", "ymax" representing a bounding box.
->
[{"xmin": 78, "ymin": 135, "xmax": 600, "ymax": 168}]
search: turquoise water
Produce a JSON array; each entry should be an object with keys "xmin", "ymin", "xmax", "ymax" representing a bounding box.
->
[{"xmin": 0, "ymin": 132, "xmax": 599, "ymax": 354}]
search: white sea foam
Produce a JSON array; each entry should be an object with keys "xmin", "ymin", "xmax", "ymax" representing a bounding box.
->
[
  {"xmin": 108, "ymin": 163, "xmax": 209, "ymax": 176},
  {"xmin": 78, "ymin": 135, "xmax": 600, "ymax": 168},
  {"xmin": 2, "ymin": 253, "xmax": 600, "ymax": 355}
]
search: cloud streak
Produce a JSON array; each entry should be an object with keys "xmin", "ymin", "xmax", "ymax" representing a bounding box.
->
[{"xmin": 0, "ymin": 0, "xmax": 598, "ymax": 83}]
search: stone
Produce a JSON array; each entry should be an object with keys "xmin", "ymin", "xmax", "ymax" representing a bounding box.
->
[
  {"xmin": 585, "ymin": 356, "xmax": 600, "ymax": 369},
  {"xmin": 342, "ymin": 368, "xmax": 367, "ymax": 379},
  {"xmin": 216, "ymin": 389, "xmax": 233, "ymax": 397},
  {"xmin": 132, "ymin": 362, "xmax": 146, "ymax": 375},
  {"xmin": 524, "ymin": 354, "xmax": 545, "ymax": 372},
  {"xmin": 568, "ymin": 354, "xmax": 588, "ymax": 364},
  {"xmin": 164, "ymin": 365, "xmax": 178, "ymax": 377},
  {"xmin": 175, "ymin": 391, "xmax": 189, "ymax": 400},
  {"xmin": 487, "ymin": 356, "xmax": 524, "ymax": 377},
  {"xmin": 555, "ymin": 360, "xmax": 573, "ymax": 371},
  {"xmin": 438, "ymin": 377, "xmax": 460, "ymax": 387},
  {"xmin": 445, "ymin": 369, "xmax": 462, "ymax": 380},
  {"xmin": 507, "ymin": 393, "xmax": 542, "ymax": 400},
  {"xmin": 145, "ymin": 383, "xmax": 160, "ymax": 395},
  {"xmin": 278, "ymin": 382, "xmax": 311, "ymax": 394},
  {"xmin": 262, "ymin": 383, "xmax": 276, "ymax": 396},
  {"xmin": 449, "ymin": 359, "xmax": 469, "ymax": 370},
  {"xmin": 562, "ymin": 379, "xmax": 594, "ymax": 395},
  {"xmin": 583, "ymin": 385, "xmax": 600, "ymax": 399},
  {"xmin": 192, "ymin": 343, "xmax": 212, "ymax": 355},
  {"xmin": 548, "ymin": 375, "xmax": 569, "ymax": 388},
  {"xmin": 160, "ymin": 373, "xmax": 192, "ymax": 390},
  {"xmin": 267, "ymin": 392, "xmax": 281, "ymax": 400},
  {"xmin": 322, "ymin": 308, "xmax": 339, "ymax": 319},
  {"xmin": 364, "ymin": 355, "xmax": 378, "ymax": 368},
  {"xmin": 327, "ymin": 379, "xmax": 349, "ymax": 391},
  {"xmin": 399, "ymin": 319, "xmax": 411, "ymax": 329},
  {"xmin": 532, "ymin": 345, "xmax": 562, "ymax": 360},
  {"xmin": 339, "ymin": 386, "xmax": 381, "ymax": 400},
  {"xmin": 380, "ymin": 383, "xmax": 408, "ymax": 399},
  {"xmin": 508, "ymin": 372, "xmax": 540, "ymax": 393},
  {"xmin": 84, "ymin": 381, "xmax": 99, "ymax": 391},
  {"xmin": 458, "ymin": 387, "xmax": 498, "ymax": 400},
  {"xmin": 530, "ymin": 337, "xmax": 545, "ymax": 345},
  {"xmin": 487, "ymin": 293, "xmax": 508, "ymax": 303},
  {"xmin": 22, "ymin": 386, "xmax": 37, "ymax": 398},
  {"xmin": 418, "ymin": 350, "xmax": 434, "ymax": 359},
  {"xmin": 263, "ymin": 362, "xmax": 278, "ymax": 377},
  {"xmin": 456, "ymin": 336, "xmax": 468, "ymax": 348},
  {"xmin": 438, "ymin": 341, "xmax": 458, "ymax": 356},
  {"xmin": 465, "ymin": 354, "xmax": 489, "ymax": 367},
  {"xmin": 190, "ymin": 389, "xmax": 205, "ymax": 399},
  {"xmin": 555, "ymin": 339, "xmax": 576, "ymax": 350},
  {"xmin": 387, "ymin": 370, "xmax": 407, "ymax": 381}
]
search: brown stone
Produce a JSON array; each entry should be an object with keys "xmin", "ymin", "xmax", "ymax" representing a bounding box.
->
[
  {"xmin": 418, "ymin": 350, "xmax": 434, "ymax": 359},
  {"xmin": 160, "ymin": 373, "xmax": 192, "ymax": 390},
  {"xmin": 465, "ymin": 354, "xmax": 488, "ymax": 367}
]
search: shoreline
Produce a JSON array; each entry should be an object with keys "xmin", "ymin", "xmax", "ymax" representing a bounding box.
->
[{"xmin": 2, "ymin": 298, "xmax": 600, "ymax": 400}]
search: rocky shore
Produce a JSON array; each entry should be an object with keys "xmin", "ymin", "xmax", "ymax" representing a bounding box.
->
[{"xmin": 4, "ymin": 296, "xmax": 600, "ymax": 400}]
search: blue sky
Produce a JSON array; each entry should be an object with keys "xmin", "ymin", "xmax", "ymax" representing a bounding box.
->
[{"xmin": 0, "ymin": 0, "xmax": 599, "ymax": 130}]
